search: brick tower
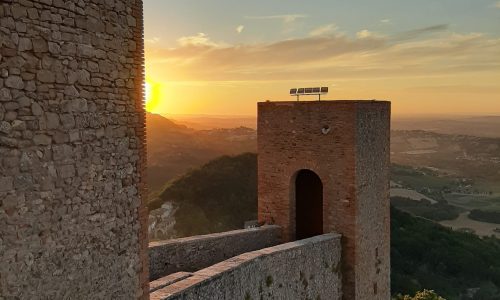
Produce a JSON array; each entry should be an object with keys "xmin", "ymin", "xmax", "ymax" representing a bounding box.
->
[{"xmin": 258, "ymin": 100, "xmax": 391, "ymax": 300}]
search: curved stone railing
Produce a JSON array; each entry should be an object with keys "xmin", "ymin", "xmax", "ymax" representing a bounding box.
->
[
  {"xmin": 150, "ymin": 233, "xmax": 342, "ymax": 300},
  {"xmin": 149, "ymin": 226, "xmax": 282, "ymax": 281}
]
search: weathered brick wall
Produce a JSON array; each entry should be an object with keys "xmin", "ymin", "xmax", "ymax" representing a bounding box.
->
[
  {"xmin": 257, "ymin": 100, "xmax": 390, "ymax": 300},
  {"xmin": 150, "ymin": 233, "xmax": 342, "ymax": 300},
  {"xmin": 149, "ymin": 226, "xmax": 282, "ymax": 281},
  {"xmin": 0, "ymin": 0, "xmax": 148, "ymax": 298}
]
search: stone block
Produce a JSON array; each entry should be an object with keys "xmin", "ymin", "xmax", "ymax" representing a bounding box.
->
[
  {"xmin": 0, "ymin": 176, "xmax": 13, "ymax": 192},
  {"xmin": 0, "ymin": 121, "xmax": 11, "ymax": 134},
  {"xmin": 57, "ymin": 164, "xmax": 75, "ymax": 179},
  {"xmin": 11, "ymin": 120, "xmax": 26, "ymax": 131},
  {"xmin": 5, "ymin": 76, "xmax": 24, "ymax": 89},
  {"xmin": 18, "ymin": 38, "xmax": 32, "ymax": 51},
  {"xmin": 33, "ymin": 38, "xmax": 48, "ymax": 53},
  {"xmin": 33, "ymin": 134, "xmax": 52, "ymax": 145},
  {"xmin": 60, "ymin": 114, "xmax": 75, "ymax": 129},
  {"xmin": 11, "ymin": 5, "xmax": 27, "ymax": 19},
  {"xmin": 45, "ymin": 112, "xmax": 60, "ymax": 130},
  {"xmin": 31, "ymin": 102, "xmax": 43, "ymax": 116},
  {"xmin": 37, "ymin": 70, "xmax": 55, "ymax": 83},
  {"xmin": 0, "ymin": 88, "xmax": 12, "ymax": 101}
]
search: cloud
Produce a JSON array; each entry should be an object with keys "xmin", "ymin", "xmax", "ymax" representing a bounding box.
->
[
  {"xmin": 356, "ymin": 29, "xmax": 375, "ymax": 39},
  {"xmin": 380, "ymin": 19, "xmax": 391, "ymax": 24},
  {"xmin": 496, "ymin": 1, "xmax": 500, "ymax": 8},
  {"xmin": 236, "ymin": 25, "xmax": 245, "ymax": 34},
  {"xmin": 146, "ymin": 37, "xmax": 161, "ymax": 44},
  {"xmin": 393, "ymin": 24, "xmax": 449, "ymax": 41},
  {"xmin": 146, "ymin": 25, "xmax": 500, "ymax": 83},
  {"xmin": 177, "ymin": 33, "xmax": 223, "ymax": 47},
  {"xmin": 356, "ymin": 29, "xmax": 385, "ymax": 39},
  {"xmin": 245, "ymin": 14, "xmax": 307, "ymax": 23},
  {"xmin": 309, "ymin": 24, "xmax": 339, "ymax": 36}
]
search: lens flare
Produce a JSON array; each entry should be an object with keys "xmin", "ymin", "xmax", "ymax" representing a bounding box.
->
[
  {"xmin": 144, "ymin": 80, "xmax": 161, "ymax": 112},
  {"xmin": 145, "ymin": 82, "xmax": 152, "ymax": 105}
]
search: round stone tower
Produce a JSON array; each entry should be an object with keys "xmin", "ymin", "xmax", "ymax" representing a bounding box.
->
[{"xmin": 0, "ymin": 0, "xmax": 148, "ymax": 298}]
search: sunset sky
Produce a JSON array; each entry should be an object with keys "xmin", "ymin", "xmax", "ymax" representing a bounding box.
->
[{"xmin": 144, "ymin": 0, "xmax": 500, "ymax": 116}]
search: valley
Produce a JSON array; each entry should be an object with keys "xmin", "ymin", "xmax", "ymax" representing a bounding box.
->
[{"xmin": 147, "ymin": 113, "xmax": 500, "ymax": 239}]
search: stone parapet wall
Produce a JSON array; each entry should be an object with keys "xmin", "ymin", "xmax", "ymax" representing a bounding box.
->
[
  {"xmin": 150, "ymin": 233, "xmax": 342, "ymax": 300},
  {"xmin": 149, "ymin": 225, "xmax": 281, "ymax": 281},
  {"xmin": 0, "ymin": 0, "xmax": 147, "ymax": 298}
]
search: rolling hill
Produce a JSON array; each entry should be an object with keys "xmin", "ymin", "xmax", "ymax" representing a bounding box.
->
[
  {"xmin": 146, "ymin": 113, "xmax": 256, "ymax": 193},
  {"xmin": 149, "ymin": 153, "xmax": 500, "ymax": 299}
]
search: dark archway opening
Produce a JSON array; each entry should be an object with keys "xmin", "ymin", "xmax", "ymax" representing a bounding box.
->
[{"xmin": 295, "ymin": 170, "xmax": 323, "ymax": 240}]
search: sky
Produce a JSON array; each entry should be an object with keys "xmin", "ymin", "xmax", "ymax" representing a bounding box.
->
[{"xmin": 144, "ymin": 0, "xmax": 500, "ymax": 117}]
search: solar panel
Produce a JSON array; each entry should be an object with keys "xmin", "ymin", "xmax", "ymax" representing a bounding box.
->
[{"xmin": 289, "ymin": 86, "xmax": 329, "ymax": 101}]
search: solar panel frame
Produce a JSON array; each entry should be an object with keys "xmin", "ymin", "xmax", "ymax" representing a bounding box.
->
[{"xmin": 290, "ymin": 86, "xmax": 329, "ymax": 99}]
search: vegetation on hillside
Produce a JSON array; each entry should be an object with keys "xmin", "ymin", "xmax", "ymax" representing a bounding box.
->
[
  {"xmin": 469, "ymin": 209, "xmax": 500, "ymax": 225},
  {"xmin": 391, "ymin": 196, "xmax": 461, "ymax": 221},
  {"xmin": 392, "ymin": 208, "xmax": 500, "ymax": 299},
  {"xmin": 150, "ymin": 153, "xmax": 257, "ymax": 237},
  {"xmin": 394, "ymin": 290, "xmax": 446, "ymax": 300},
  {"xmin": 146, "ymin": 113, "xmax": 256, "ymax": 194},
  {"xmin": 150, "ymin": 154, "xmax": 500, "ymax": 299}
]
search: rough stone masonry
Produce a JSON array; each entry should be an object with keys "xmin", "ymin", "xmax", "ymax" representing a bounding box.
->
[{"xmin": 0, "ymin": 0, "xmax": 148, "ymax": 298}]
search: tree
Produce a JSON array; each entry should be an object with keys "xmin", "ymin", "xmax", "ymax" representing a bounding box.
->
[{"xmin": 394, "ymin": 290, "xmax": 446, "ymax": 300}]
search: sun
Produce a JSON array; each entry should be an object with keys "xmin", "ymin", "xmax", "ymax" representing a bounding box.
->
[
  {"xmin": 144, "ymin": 80, "xmax": 161, "ymax": 112},
  {"xmin": 145, "ymin": 82, "xmax": 152, "ymax": 105}
]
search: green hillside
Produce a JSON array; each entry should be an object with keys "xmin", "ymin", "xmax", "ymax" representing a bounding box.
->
[
  {"xmin": 149, "ymin": 153, "xmax": 500, "ymax": 299},
  {"xmin": 150, "ymin": 153, "xmax": 257, "ymax": 237},
  {"xmin": 391, "ymin": 208, "xmax": 500, "ymax": 299}
]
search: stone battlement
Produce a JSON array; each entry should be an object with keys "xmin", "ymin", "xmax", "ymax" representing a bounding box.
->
[
  {"xmin": 149, "ymin": 226, "xmax": 281, "ymax": 281},
  {"xmin": 150, "ymin": 233, "xmax": 342, "ymax": 300}
]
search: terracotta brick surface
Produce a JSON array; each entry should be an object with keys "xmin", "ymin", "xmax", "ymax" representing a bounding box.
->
[{"xmin": 257, "ymin": 100, "xmax": 390, "ymax": 300}]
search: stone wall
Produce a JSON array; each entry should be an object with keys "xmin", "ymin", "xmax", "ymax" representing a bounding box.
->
[
  {"xmin": 257, "ymin": 100, "xmax": 391, "ymax": 299},
  {"xmin": 150, "ymin": 233, "xmax": 342, "ymax": 300},
  {"xmin": 0, "ymin": 0, "xmax": 148, "ymax": 298},
  {"xmin": 149, "ymin": 225, "xmax": 281, "ymax": 281},
  {"xmin": 355, "ymin": 104, "xmax": 391, "ymax": 299}
]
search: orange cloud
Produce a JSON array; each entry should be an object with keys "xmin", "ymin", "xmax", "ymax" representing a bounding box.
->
[{"xmin": 144, "ymin": 25, "xmax": 500, "ymax": 116}]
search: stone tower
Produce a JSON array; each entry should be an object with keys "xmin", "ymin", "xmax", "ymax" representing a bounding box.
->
[
  {"xmin": 0, "ymin": 0, "xmax": 148, "ymax": 298},
  {"xmin": 258, "ymin": 100, "xmax": 391, "ymax": 300}
]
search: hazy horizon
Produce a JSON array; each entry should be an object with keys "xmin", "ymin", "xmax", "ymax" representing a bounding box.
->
[{"xmin": 157, "ymin": 110, "xmax": 500, "ymax": 119}]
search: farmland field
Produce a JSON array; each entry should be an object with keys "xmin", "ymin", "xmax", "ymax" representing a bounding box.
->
[{"xmin": 440, "ymin": 212, "xmax": 500, "ymax": 238}]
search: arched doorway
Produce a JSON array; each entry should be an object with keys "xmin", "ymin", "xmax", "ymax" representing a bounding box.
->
[{"xmin": 295, "ymin": 170, "xmax": 323, "ymax": 240}]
